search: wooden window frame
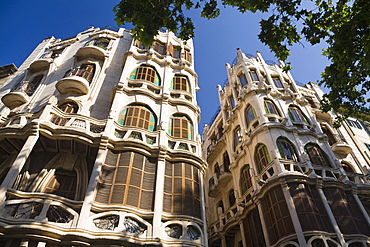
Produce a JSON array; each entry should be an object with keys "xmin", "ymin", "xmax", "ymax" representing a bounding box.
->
[
  {"xmin": 170, "ymin": 115, "xmax": 193, "ymax": 140},
  {"xmin": 305, "ymin": 144, "xmax": 330, "ymax": 167},
  {"xmin": 43, "ymin": 169, "xmax": 77, "ymax": 200},
  {"xmin": 241, "ymin": 164, "xmax": 252, "ymax": 194},
  {"xmin": 277, "ymin": 138, "xmax": 298, "ymax": 161},
  {"xmin": 25, "ymin": 75, "xmax": 43, "ymax": 96},
  {"xmin": 172, "ymin": 75, "xmax": 190, "ymax": 92},
  {"xmin": 264, "ymin": 99, "xmax": 279, "ymax": 115},
  {"xmin": 255, "ymin": 144, "xmax": 271, "ymax": 172},
  {"xmin": 120, "ymin": 105, "xmax": 156, "ymax": 131}
]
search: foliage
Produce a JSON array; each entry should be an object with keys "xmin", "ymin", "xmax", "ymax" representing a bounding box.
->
[{"xmin": 114, "ymin": 0, "xmax": 370, "ymax": 124}]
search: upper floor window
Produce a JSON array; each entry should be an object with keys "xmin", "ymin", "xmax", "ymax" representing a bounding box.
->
[
  {"xmin": 223, "ymin": 151, "xmax": 231, "ymax": 172},
  {"xmin": 321, "ymin": 124, "xmax": 337, "ymax": 146},
  {"xmin": 272, "ymin": 76, "xmax": 283, "ymax": 88},
  {"xmin": 169, "ymin": 114, "xmax": 193, "ymax": 140},
  {"xmin": 241, "ymin": 164, "xmax": 252, "ymax": 194},
  {"xmin": 85, "ymin": 38, "xmax": 110, "ymax": 50},
  {"xmin": 346, "ymin": 119, "xmax": 362, "ymax": 129},
  {"xmin": 255, "ymin": 144, "xmax": 271, "ymax": 172},
  {"xmin": 169, "ymin": 44, "xmax": 181, "ymax": 58},
  {"xmin": 228, "ymin": 189, "xmax": 236, "ymax": 207},
  {"xmin": 59, "ymin": 102, "xmax": 79, "ymax": 114},
  {"xmin": 249, "ymin": 69, "xmax": 259, "ymax": 82},
  {"xmin": 245, "ymin": 104, "xmax": 257, "ymax": 127},
  {"xmin": 184, "ymin": 48, "xmax": 192, "ymax": 63},
  {"xmin": 234, "ymin": 126, "xmax": 242, "ymax": 149},
  {"xmin": 43, "ymin": 169, "xmax": 77, "ymax": 200},
  {"xmin": 277, "ymin": 137, "xmax": 298, "ymax": 161},
  {"xmin": 130, "ymin": 65, "xmax": 160, "ymax": 86},
  {"xmin": 288, "ymin": 105, "xmax": 309, "ymax": 123},
  {"xmin": 238, "ymin": 73, "xmax": 248, "ymax": 87},
  {"xmin": 264, "ymin": 99, "xmax": 280, "ymax": 115},
  {"xmin": 118, "ymin": 104, "xmax": 156, "ymax": 131},
  {"xmin": 25, "ymin": 74, "xmax": 43, "ymax": 96},
  {"xmin": 171, "ymin": 74, "xmax": 190, "ymax": 92},
  {"xmin": 65, "ymin": 64, "xmax": 95, "ymax": 83},
  {"xmin": 304, "ymin": 143, "xmax": 331, "ymax": 167},
  {"xmin": 229, "ymin": 96, "xmax": 235, "ymax": 109},
  {"xmin": 217, "ymin": 200, "xmax": 224, "ymax": 214},
  {"xmin": 153, "ymin": 41, "xmax": 166, "ymax": 55},
  {"xmin": 135, "ymin": 40, "xmax": 150, "ymax": 50}
]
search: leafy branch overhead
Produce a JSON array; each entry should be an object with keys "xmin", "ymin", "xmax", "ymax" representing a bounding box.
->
[{"xmin": 114, "ymin": 0, "xmax": 370, "ymax": 124}]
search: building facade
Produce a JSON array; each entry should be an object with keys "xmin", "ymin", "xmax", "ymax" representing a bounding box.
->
[
  {"xmin": 0, "ymin": 27, "xmax": 207, "ymax": 246},
  {"xmin": 202, "ymin": 49, "xmax": 370, "ymax": 247}
]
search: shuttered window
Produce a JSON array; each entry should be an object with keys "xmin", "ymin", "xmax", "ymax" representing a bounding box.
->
[
  {"xmin": 255, "ymin": 144, "xmax": 271, "ymax": 172},
  {"xmin": 95, "ymin": 151, "xmax": 157, "ymax": 211},
  {"xmin": 184, "ymin": 49, "xmax": 192, "ymax": 63},
  {"xmin": 304, "ymin": 143, "xmax": 331, "ymax": 167},
  {"xmin": 118, "ymin": 105, "xmax": 156, "ymax": 131},
  {"xmin": 43, "ymin": 169, "xmax": 77, "ymax": 200},
  {"xmin": 241, "ymin": 165, "xmax": 252, "ymax": 194},
  {"xmin": 171, "ymin": 75, "xmax": 190, "ymax": 92},
  {"xmin": 163, "ymin": 161, "xmax": 201, "ymax": 218},
  {"xmin": 169, "ymin": 44, "xmax": 181, "ymax": 58},
  {"xmin": 169, "ymin": 115, "xmax": 193, "ymax": 140},
  {"xmin": 130, "ymin": 65, "xmax": 160, "ymax": 86}
]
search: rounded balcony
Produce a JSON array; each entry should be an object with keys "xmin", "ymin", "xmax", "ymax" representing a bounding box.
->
[
  {"xmin": 28, "ymin": 58, "xmax": 52, "ymax": 73},
  {"xmin": 76, "ymin": 39, "xmax": 108, "ymax": 59},
  {"xmin": 56, "ymin": 67, "xmax": 93, "ymax": 95},
  {"xmin": 2, "ymin": 91, "xmax": 29, "ymax": 108}
]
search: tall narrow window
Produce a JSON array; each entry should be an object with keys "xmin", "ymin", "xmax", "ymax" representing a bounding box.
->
[
  {"xmin": 184, "ymin": 48, "xmax": 192, "ymax": 63},
  {"xmin": 277, "ymin": 137, "xmax": 298, "ymax": 161},
  {"xmin": 249, "ymin": 69, "xmax": 259, "ymax": 82},
  {"xmin": 171, "ymin": 74, "xmax": 190, "ymax": 92},
  {"xmin": 95, "ymin": 151, "xmax": 157, "ymax": 211},
  {"xmin": 321, "ymin": 124, "xmax": 337, "ymax": 145},
  {"xmin": 169, "ymin": 44, "xmax": 181, "ymax": 58},
  {"xmin": 255, "ymin": 144, "xmax": 271, "ymax": 172},
  {"xmin": 234, "ymin": 126, "xmax": 242, "ymax": 149},
  {"xmin": 25, "ymin": 75, "xmax": 43, "ymax": 96},
  {"xmin": 59, "ymin": 102, "xmax": 78, "ymax": 114},
  {"xmin": 43, "ymin": 169, "xmax": 77, "ymax": 200},
  {"xmin": 163, "ymin": 161, "xmax": 201, "ymax": 218},
  {"xmin": 214, "ymin": 163, "xmax": 220, "ymax": 177},
  {"xmin": 130, "ymin": 65, "xmax": 161, "ymax": 86},
  {"xmin": 245, "ymin": 104, "xmax": 257, "ymax": 127},
  {"xmin": 169, "ymin": 114, "xmax": 193, "ymax": 140},
  {"xmin": 305, "ymin": 143, "xmax": 331, "ymax": 167},
  {"xmin": 288, "ymin": 105, "xmax": 309, "ymax": 123},
  {"xmin": 228, "ymin": 189, "xmax": 236, "ymax": 207},
  {"xmin": 118, "ymin": 105, "xmax": 156, "ymax": 131},
  {"xmin": 77, "ymin": 64, "xmax": 95, "ymax": 83},
  {"xmin": 217, "ymin": 200, "xmax": 224, "ymax": 213},
  {"xmin": 272, "ymin": 76, "xmax": 283, "ymax": 88},
  {"xmin": 264, "ymin": 99, "xmax": 279, "ymax": 115},
  {"xmin": 153, "ymin": 41, "xmax": 166, "ymax": 55},
  {"xmin": 135, "ymin": 40, "xmax": 150, "ymax": 50},
  {"xmin": 241, "ymin": 165, "xmax": 252, "ymax": 194},
  {"xmin": 238, "ymin": 73, "xmax": 248, "ymax": 87},
  {"xmin": 229, "ymin": 96, "xmax": 235, "ymax": 109}
]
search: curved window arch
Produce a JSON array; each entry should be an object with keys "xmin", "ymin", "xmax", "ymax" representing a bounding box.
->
[
  {"xmin": 217, "ymin": 200, "xmax": 224, "ymax": 214},
  {"xmin": 223, "ymin": 151, "xmax": 231, "ymax": 172},
  {"xmin": 130, "ymin": 64, "xmax": 161, "ymax": 86},
  {"xmin": 171, "ymin": 74, "xmax": 190, "ymax": 92},
  {"xmin": 234, "ymin": 126, "xmax": 242, "ymax": 149},
  {"xmin": 288, "ymin": 105, "xmax": 309, "ymax": 123},
  {"xmin": 245, "ymin": 104, "xmax": 257, "ymax": 127},
  {"xmin": 238, "ymin": 73, "xmax": 248, "ymax": 87},
  {"xmin": 264, "ymin": 99, "xmax": 280, "ymax": 115},
  {"xmin": 255, "ymin": 144, "xmax": 271, "ymax": 172},
  {"xmin": 59, "ymin": 102, "xmax": 79, "ymax": 114},
  {"xmin": 78, "ymin": 63, "xmax": 95, "ymax": 83},
  {"xmin": 241, "ymin": 164, "xmax": 252, "ymax": 194},
  {"xmin": 320, "ymin": 124, "xmax": 337, "ymax": 146},
  {"xmin": 25, "ymin": 74, "xmax": 43, "ymax": 96},
  {"xmin": 169, "ymin": 114, "xmax": 193, "ymax": 140},
  {"xmin": 342, "ymin": 162, "xmax": 355, "ymax": 173},
  {"xmin": 228, "ymin": 189, "xmax": 236, "ymax": 207},
  {"xmin": 214, "ymin": 162, "xmax": 220, "ymax": 177},
  {"xmin": 43, "ymin": 169, "xmax": 77, "ymax": 200},
  {"xmin": 277, "ymin": 137, "xmax": 298, "ymax": 161},
  {"xmin": 304, "ymin": 143, "xmax": 331, "ymax": 167},
  {"xmin": 118, "ymin": 104, "xmax": 156, "ymax": 131}
]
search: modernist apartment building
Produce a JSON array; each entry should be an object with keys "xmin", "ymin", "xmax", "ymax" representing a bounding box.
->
[
  {"xmin": 0, "ymin": 27, "xmax": 207, "ymax": 246},
  {"xmin": 202, "ymin": 49, "xmax": 370, "ymax": 247}
]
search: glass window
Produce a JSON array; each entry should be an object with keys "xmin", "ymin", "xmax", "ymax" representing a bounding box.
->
[
  {"xmin": 77, "ymin": 64, "xmax": 95, "ymax": 83},
  {"xmin": 229, "ymin": 96, "xmax": 235, "ymax": 108},
  {"xmin": 305, "ymin": 143, "xmax": 331, "ymax": 167},
  {"xmin": 249, "ymin": 69, "xmax": 259, "ymax": 82},
  {"xmin": 43, "ymin": 169, "xmax": 77, "ymax": 200},
  {"xmin": 171, "ymin": 74, "xmax": 190, "ymax": 92},
  {"xmin": 184, "ymin": 48, "xmax": 192, "ymax": 62},
  {"xmin": 25, "ymin": 75, "xmax": 43, "ymax": 96},
  {"xmin": 135, "ymin": 40, "xmax": 150, "ymax": 49},
  {"xmin": 288, "ymin": 106, "xmax": 309, "ymax": 123},
  {"xmin": 346, "ymin": 119, "xmax": 362, "ymax": 129},
  {"xmin": 246, "ymin": 104, "xmax": 257, "ymax": 127},
  {"xmin": 228, "ymin": 189, "xmax": 236, "ymax": 207},
  {"xmin": 272, "ymin": 76, "xmax": 283, "ymax": 88},
  {"xmin": 218, "ymin": 200, "xmax": 224, "ymax": 213},
  {"xmin": 234, "ymin": 126, "xmax": 242, "ymax": 149},
  {"xmin": 163, "ymin": 161, "xmax": 201, "ymax": 218},
  {"xmin": 223, "ymin": 151, "xmax": 231, "ymax": 172},
  {"xmin": 255, "ymin": 144, "xmax": 271, "ymax": 172},
  {"xmin": 264, "ymin": 99, "xmax": 279, "ymax": 115},
  {"xmin": 169, "ymin": 114, "xmax": 193, "ymax": 140},
  {"xmin": 130, "ymin": 65, "xmax": 161, "ymax": 86},
  {"xmin": 118, "ymin": 105, "xmax": 156, "ymax": 131},
  {"xmin": 59, "ymin": 102, "xmax": 78, "ymax": 114},
  {"xmin": 169, "ymin": 44, "xmax": 181, "ymax": 58},
  {"xmin": 238, "ymin": 73, "xmax": 248, "ymax": 87},
  {"xmin": 321, "ymin": 124, "xmax": 337, "ymax": 146},
  {"xmin": 153, "ymin": 41, "xmax": 166, "ymax": 55},
  {"xmin": 241, "ymin": 164, "xmax": 252, "ymax": 194},
  {"xmin": 277, "ymin": 137, "xmax": 298, "ymax": 161}
]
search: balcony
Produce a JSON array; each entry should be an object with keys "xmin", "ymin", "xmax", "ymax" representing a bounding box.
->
[
  {"xmin": 331, "ymin": 134, "xmax": 352, "ymax": 156},
  {"xmin": 28, "ymin": 58, "xmax": 52, "ymax": 73},
  {"xmin": 1, "ymin": 81, "xmax": 32, "ymax": 108},
  {"xmin": 76, "ymin": 39, "xmax": 108, "ymax": 59},
  {"xmin": 56, "ymin": 68, "xmax": 93, "ymax": 95},
  {"xmin": 206, "ymin": 131, "xmax": 226, "ymax": 162},
  {"xmin": 208, "ymin": 165, "xmax": 232, "ymax": 197}
]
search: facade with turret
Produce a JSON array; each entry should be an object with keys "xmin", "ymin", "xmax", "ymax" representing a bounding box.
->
[
  {"xmin": 202, "ymin": 49, "xmax": 370, "ymax": 247},
  {"xmin": 0, "ymin": 27, "xmax": 207, "ymax": 246}
]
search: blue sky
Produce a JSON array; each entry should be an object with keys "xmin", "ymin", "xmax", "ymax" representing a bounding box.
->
[{"xmin": 0, "ymin": 1, "xmax": 329, "ymax": 131}]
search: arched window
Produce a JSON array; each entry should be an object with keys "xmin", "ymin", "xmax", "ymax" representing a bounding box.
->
[
  {"xmin": 118, "ymin": 104, "xmax": 156, "ymax": 131},
  {"xmin": 277, "ymin": 137, "xmax": 298, "ymax": 161},
  {"xmin": 214, "ymin": 163, "xmax": 220, "ymax": 177},
  {"xmin": 245, "ymin": 104, "xmax": 257, "ymax": 127},
  {"xmin": 234, "ymin": 126, "xmax": 242, "ymax": 149},
  {"xmin": 217, "ymin": 200, "xmax": 224, "ymax": 214},
  {"xmin": 272, "ymin": 76, "xmax": 283, "ymax": 88},
  {"xmin": 321, "ymin": 124, "xmax": 337, "ymax": 146},
  {"xmin": 171, "ymin": 74, "xmax": 190, "ymax": 92},
  {"xmin": 288, "ymin": 105, "xmax": 309, "ymax": 123},
  {"xmin": 77, "ymin": 64, "xmax": 95, "ymax": 83},
  {"xmin": 130, "ymin": 65, "xmax": 160, "ymax": 86},
  {"xmin": 228, "ymin": 189, "xmax": 236, "ymax": 207},
  {"xmin": 241, "ymin": 165, "xmax": 252, "ymax": 194},
  {"xmin": 169, "ymin": 114, "xmax": 193, "ymax": 140},
  {"xmin": 304, "ymin": 143, "xmax": 331, "ymax": 167},
  {"xmin": 59, "ymin": 102, "xmax": 78, "ymax": 114},
  {"xmin": 255, "ymin": 144, "xmax": 271, "ymax": 172},
  {"xmin": 43, "ymin": 169, "xmax": 77, "ymax": 200},
  {"xmin": 25, "ymin": 75, "xmax": 43, "ymax": 96},
  {"xmin": 223, "ymin": 151, "xmax": 231, "ymax": 172},
  {"xmin": 249, "ymin": 69, "xmax": 259, "ymax": 82},
  {"xmin": 264, "ymin": 99, "xmax": 280, "ymax": 115},
  {"xmin": 238, "ymin": 73, "xmax": 248, "ymax": 87}
]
